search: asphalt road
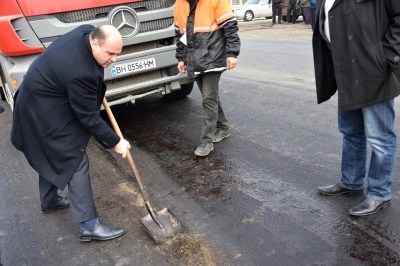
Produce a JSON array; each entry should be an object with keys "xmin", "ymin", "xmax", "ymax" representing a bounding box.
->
[{"xmin": 1, "ymin": 19, "xmax": 400, "ymax": 266}]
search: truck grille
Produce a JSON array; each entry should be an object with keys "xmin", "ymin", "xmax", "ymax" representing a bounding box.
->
[{"xmin": 53, "ymin": 0, "xmax": 174, "ymax": 23}]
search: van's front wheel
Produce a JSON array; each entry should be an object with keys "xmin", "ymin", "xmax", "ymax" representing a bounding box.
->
[{"xmin": 244, "ymin": 11, "xmax": 254, "ymax": 21}]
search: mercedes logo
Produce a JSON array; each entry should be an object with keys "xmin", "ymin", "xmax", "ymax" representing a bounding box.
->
[{"xmin": 109, "ymin": 7, "xmax": 139, "ymax": 38}]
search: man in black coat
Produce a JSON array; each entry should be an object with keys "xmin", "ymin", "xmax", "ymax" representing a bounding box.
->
[
  {"xmin": 11, "ymin": 25, "xmax": 131, "ymax": 241},
  {"xmin": 313, "ymin": 0, "xmax": 400, "ymax": 216},
  {"xmin": 269, "ymin": 0, "xmax": 283, "ymax": 24}
]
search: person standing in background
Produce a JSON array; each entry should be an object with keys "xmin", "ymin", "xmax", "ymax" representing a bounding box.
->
[
  {"xmin": 287, "ymin": 0, "xmax": 299, "ymax": 24},
  {"xmin": 313, "ymin": 0, "xmax": 400, "ymax": 216},
  {"xmin": 309, "ymin": 0, "xmax": 316, "ymax": 31},
  {"xmin": 300, "ymin": 0, "xmax": 311, "ymax": 24},
  {"xmin": 269, "ymin": 0, "xmax": 283, "ymax": 25}
]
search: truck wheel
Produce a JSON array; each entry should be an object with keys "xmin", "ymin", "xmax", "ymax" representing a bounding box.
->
[
  {"xmin": 244, "ymin": 11, "xmax": 254, "ymax": 22},
  {"xmin": 163, "ymin": 82, "xmax": 194, "ymax": 100}
]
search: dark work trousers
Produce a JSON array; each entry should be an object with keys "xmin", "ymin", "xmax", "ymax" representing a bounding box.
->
[
  {"xmin": 310, "ymin": 8, "xmax": 316, "ymax": 30},
  {"xmin": 302, "ymin": 7, "xmax": 311, "ymax": 24},
  {"xmin": 272, "ymin": 4, "xmax": 282, "ymax": 24},
  {"xmin": 39, "ymin": 152, "xmax": 98, "ymax": 223},
  {"xmin": 287, "ymin": 2, "xmax": 298, "ymax": 23},
  {"xmin": 195, "ymin": 72, "xmax": 230, "ymax": 144}
]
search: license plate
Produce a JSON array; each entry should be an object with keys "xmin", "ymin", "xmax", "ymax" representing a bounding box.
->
[{"xmin": 110, "ymin": 57, "xmax": 156, "ymax": 77}]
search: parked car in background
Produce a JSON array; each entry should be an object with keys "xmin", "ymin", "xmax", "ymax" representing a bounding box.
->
[
  {"xmin": 233, "ymin": 0, "xmax": 301, "ymax": 22},
  {"xmin": 233, "ymin": 0, "xmax": 272, "ymax": 22}
]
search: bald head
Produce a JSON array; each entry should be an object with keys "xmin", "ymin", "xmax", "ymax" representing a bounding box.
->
[{"xmin": 90, "ymin": 25, "xmax": 123, "ymax": 68}]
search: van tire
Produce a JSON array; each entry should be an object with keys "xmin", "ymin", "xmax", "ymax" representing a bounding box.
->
[{"xmin": 244, "ymin": 11, "xmax": 254, "ymax": 21}]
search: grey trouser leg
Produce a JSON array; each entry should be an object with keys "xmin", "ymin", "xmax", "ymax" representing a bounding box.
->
[
  {"xmin": 196, "ymin": 72, "xmax": 230, "ymax": 143},
  {"xmin": 39, "ymin": 175, "xmax": 59, "ymax": 205},
  {"xmin": 67, "ymin": 153, "xmax": 98, "ymax": 223}
]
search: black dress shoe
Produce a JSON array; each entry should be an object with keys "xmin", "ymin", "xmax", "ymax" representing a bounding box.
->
[
  {"xmin": 348, "ymin": 198, "xmax": 390, "ymax": 216},
  {"xmin": 317, "ymin": 183, "xmax": 364, "ymax": 196},
  {"xmin": 79, "ymin": 220, "xmax": 126, "ymax": 241},
  {"xmin": 41, "ymin": 196, "xmax": 70, "ymax": 213}
]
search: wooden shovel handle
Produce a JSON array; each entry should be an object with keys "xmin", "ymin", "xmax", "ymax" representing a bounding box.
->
[{"xmin": 102, "ymin": 98, "xmax": 151, "ymax": 202}]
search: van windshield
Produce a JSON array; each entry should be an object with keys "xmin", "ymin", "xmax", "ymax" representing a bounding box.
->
[{"xmin": 244, "ymin": 0, "xmax": 260, "ymax": 5}]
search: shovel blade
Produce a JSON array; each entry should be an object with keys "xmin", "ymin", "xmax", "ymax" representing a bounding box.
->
[{"xmin": 140, "ymin": 208, "xmax": 184, "ymax": 244}]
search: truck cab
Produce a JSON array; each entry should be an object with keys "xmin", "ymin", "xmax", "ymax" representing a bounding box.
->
[{"xmin": 0, "ymin": 0, "xmax": 194, "ymax": 109}]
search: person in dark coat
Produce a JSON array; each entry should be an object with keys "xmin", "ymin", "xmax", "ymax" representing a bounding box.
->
[
  {"xmin": 269, "ymin": 0, "xmax": 283, "ymax": 25},
  {"xmin": 287, "ymin": 0, "xmax": 299, "ymax": 23},
  {"xmin": 11, "ymin": 24, "xmax": 131, "ymax": 241},
  {"xmin": 309, "ymin": 0, "xmax": 316, "ymax": 31},
  {"xmin": 174, "ymin": 0, "xmax": 240, "ymax": 157},
  {"xmin": 313, "ymin": 0, "xmax": 400, "ymax": 216}
]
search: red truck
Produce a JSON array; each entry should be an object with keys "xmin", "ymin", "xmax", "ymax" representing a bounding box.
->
[{"xmin": 0, "ymin": 0, "xmax": 194, "ymax": 109}]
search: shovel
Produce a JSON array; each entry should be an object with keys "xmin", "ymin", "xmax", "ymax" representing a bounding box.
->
[{"xmin": 102, "ymin": 98, "xmax": 184, "ymax": 244}]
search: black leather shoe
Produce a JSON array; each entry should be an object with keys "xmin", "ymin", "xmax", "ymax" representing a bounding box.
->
[
  {"xmin": 348, "ymin": 198, "xmax": 390, "ymax": 216},
  {"xmin": 79, "ymin": 220, "xmax": 126, "ymax": 241},
  {"xmin": 317, "ymin": 183, "xmax": 364, "ymax": 196},
  {"xmin": 41, "ymin": 196, "xmax": 70, "ymax": 213}
]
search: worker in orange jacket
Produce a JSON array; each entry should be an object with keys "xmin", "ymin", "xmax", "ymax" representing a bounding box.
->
[{"xmin": 174, "ymin": 0, "xmax": 241, "ymax": 156}]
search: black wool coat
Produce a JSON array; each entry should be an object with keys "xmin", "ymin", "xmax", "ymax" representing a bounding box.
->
[
  {"xmin": 312, "ymin": 0, "xmax": 400, "ymax": 111},
  {"xmin": 11, "ymin": 25, "xmax": 120, "ymax": 189}
]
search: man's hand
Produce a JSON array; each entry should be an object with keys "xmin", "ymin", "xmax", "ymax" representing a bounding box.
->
[
  {"xmin": 226, "ymin": 57, "xmax": 237, "ymax": 70},
  {"xmin": 177, "ymin": 61, "xmax": 186, "ymax": 73},
  {"xmin": 113, "ymin": 138, "xmax": 131, "ymax": 158}
]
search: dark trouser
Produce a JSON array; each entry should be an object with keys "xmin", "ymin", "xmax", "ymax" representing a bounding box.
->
[
  {"xmin": 302, "ymin": 7, "xmax": 311, "ymax": 24},
  {"xmin": 272, "ymin": 4, "xmax": 282, "ymax": 23},
  {"xmin": 195, "ymin": 72, "xmax": 230, "ymax": 143},
  {"xmin": 310, "ymin": 8, "xmax": 316, "ymax": 30},
  {"xmin": 39, "ymin": 153, "xmax": 97, "ymax": 223},
  {"xmin": 287, "ymin": 2, "xmax": 297, "ymax": 23}
]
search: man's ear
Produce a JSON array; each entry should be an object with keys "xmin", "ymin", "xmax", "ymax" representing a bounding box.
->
[{"xmin": 90, "ymin": 38, "xmax": 100, "ymax": 49}]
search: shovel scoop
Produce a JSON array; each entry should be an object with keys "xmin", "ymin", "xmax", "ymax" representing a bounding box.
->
[{"xmin": 141, "ymin": 208, "xmax": 183, "ymax": 244}]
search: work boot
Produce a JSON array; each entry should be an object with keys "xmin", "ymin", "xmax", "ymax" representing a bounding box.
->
[
  {"xmin": 213, "ymin": 130, "xmax": 231, "ymax": 143},
  {"xmin": 194, "ymin": 142, "xmax": 213, "ymax": 157}
]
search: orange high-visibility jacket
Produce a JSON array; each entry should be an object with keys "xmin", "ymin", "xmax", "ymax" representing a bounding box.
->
[
  {"xmin": 174, "ymin": 0, "xmax": 234, "ymax": 34},
  {"xmin": 174, "ymin": 0, "xmax": 240, "ymax": 77}
]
